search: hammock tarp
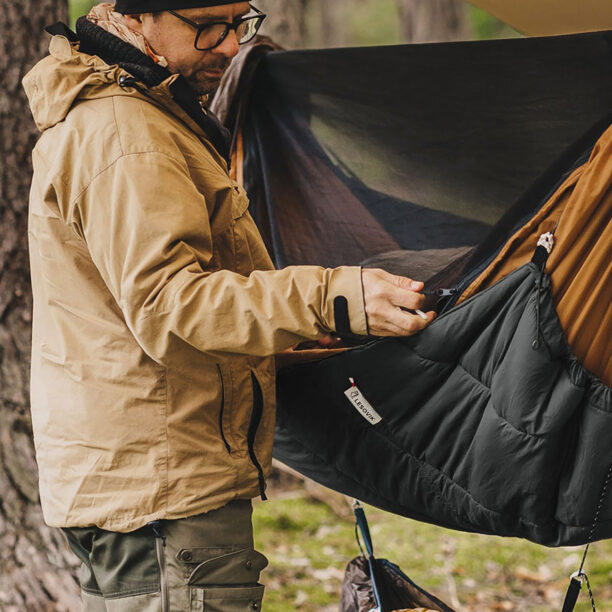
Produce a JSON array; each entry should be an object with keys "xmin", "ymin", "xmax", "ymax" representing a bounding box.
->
[
  {"xmin": 211, "ymin": 31, "xmax": 612, "ymax": 546},
  {"xmin": 466, "ymin": 0, "xmax": 612, "ymax": 36}
]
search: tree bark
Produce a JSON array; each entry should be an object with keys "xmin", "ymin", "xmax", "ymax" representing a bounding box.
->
[
  {"xmin": 255, "ymin": 0, "xmax": 309, "ymax": 49},
  {"xmin": 396, "ymin": 0, "xmax": 471, "ymax": 43},
  {"xmin": 0, "ymin": 1, "xmax": 81, "ymax": 610},
  {"xmin": 318, "ymin": 1, "xmax": 350, "ymax": 49}
]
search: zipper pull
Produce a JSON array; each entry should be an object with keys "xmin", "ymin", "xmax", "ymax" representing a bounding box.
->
[
  {"xmin": 532, "ymin": 231, "xmax": 555, "ymax": 271},
  {"xmin": 148, "ymin": 520, "xmax": 166, "ymax": 546},
  {"xmin": 422, "ymin": 288, "xmax": 458, "ymax": 298},
  {"xmin": 537, "ymin": 232, "xmax": 555, "ymax": 254}
]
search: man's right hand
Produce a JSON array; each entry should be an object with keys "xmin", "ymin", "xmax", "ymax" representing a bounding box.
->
[{"xmin": 361, "ymin": 268, "xmax": 435, "ymax": 337}]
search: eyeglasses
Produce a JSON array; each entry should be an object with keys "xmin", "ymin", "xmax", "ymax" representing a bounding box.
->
[{"xmin": 168, "ymin": 6, "xmax": 266, "ymax": 51}]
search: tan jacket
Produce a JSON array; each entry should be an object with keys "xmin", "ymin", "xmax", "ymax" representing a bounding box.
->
[{"xmin": 23, "ymin": 35, "xmax": 367, "ymax": 532}]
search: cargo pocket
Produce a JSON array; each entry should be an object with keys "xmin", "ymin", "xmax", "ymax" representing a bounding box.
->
[
  {"xmin": 193, "ymin": 584, "xmax": 264, "ymax": 611},
  {"xmin": 186, "ymin": 548, "xmax": 268, "ymax": 612}
]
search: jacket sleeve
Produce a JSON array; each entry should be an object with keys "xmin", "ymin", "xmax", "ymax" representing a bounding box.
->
[{"xmin": 73, "ymin": 151, "xmax": 368, "ymax": 364}]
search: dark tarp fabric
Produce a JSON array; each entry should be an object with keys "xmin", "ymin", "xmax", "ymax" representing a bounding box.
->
[
  {"xmin": 216, "ymin": 32, "xmax": 612, "ymax": 276},
  {"xmin": 211, "ymin": 32, "xmax": 612, "ymax": 546}
]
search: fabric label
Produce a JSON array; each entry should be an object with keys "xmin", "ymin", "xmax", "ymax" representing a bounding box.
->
[{"xmin": 344, "ymin": 379, "xmax": 382, "ymax": 425}]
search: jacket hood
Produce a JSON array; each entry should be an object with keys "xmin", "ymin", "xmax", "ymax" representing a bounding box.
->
[
  {"xmin": 24, "ymin": 25, "xmax": 231, "ymax": 162},
  {"xmin": 23, "ymin": 35, "xmax": 133, "ymax": 132}
]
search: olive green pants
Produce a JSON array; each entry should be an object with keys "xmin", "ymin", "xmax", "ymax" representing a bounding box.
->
[{"xmin": 63, "ymin": 500, "xmax": 267, "ymax": 611}]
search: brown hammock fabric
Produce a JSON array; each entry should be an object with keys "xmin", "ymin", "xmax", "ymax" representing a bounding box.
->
[{"xmin": 458, "ymin": 125, "xmax": 612, "ymax": 385}]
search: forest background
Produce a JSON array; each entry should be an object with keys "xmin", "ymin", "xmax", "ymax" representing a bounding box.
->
[{"xmin": 0, "ymin": 0, "xmax": 611, "ymax": 610}]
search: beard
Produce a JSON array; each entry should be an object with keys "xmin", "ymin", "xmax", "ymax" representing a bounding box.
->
[{"xmin": 186, "ymin": 61, "xmax": 231, "ymax": 96}]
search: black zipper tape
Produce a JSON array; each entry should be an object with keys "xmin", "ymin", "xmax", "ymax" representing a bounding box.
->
[
  {"xmin": 248, "ymin": 372, "xmax": 268, "ymax": 501},
  {"xmin": 148, "ymin": 521, "xmax": 169, "ymax": 612},
  {"xmin": 216, "ymin": 365, "xmax": 232, "ymax": 454},
  {"xmin": 148, "ymin": 520, "xmax": 166, "ymax": 545}
]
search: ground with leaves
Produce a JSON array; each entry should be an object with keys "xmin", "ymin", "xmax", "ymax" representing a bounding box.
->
[{"xmin": 253, "ymin": 490, "xmax": 612, "ymax": 612}]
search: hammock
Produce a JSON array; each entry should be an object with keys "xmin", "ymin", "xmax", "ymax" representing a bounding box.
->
[{"xmin": 212, "ymin": 31, "xmax": 612, "ymax": 546}]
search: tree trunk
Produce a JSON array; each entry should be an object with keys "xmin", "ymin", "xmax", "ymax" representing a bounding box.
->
[
  {"xmin": 318, "ymin": 1, "xmax": 350, "ymax": 49},
  {"xmin": 396, "ymin": 0, "xmax": 471, "ymax": 43},
  {"xmin": 0, "ymin": 1, "xmax": 81, "ymax": 610},
  {"xmin": 256, "ymin": 0, "xmax": 309, "ymax": 49}
]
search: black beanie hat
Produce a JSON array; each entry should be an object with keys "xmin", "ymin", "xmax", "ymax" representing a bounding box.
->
[{"xmin": 114, "ymin": 0, "xmax": 242, "ymax": 13}]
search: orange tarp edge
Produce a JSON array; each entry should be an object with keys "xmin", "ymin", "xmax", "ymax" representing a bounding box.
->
[{"xmin": 466, "ymin": 0, "xmax": 612, "ymax": 36}]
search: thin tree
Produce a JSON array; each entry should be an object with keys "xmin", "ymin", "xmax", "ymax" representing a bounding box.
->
[
  {"xmin": 396, "ymin": 0, "xmax": 471, "ymax": 42},
  {"xmin": 0, "ymin": 1, "xmax": 81, "ymax": 610}
]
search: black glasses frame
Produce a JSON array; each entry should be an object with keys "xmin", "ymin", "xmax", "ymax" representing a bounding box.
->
[{"xmin": 168, "ymin": 6, "xmax": 266, "ymax": 51}]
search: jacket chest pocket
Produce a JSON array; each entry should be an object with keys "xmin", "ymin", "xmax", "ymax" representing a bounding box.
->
[
  {"xmin": 230, "ymin": 186, "xmax": 274, "ymax": 276},
  {"xmin": 230, "ymin": 187, "xmax": 254, "ymax": 276}
]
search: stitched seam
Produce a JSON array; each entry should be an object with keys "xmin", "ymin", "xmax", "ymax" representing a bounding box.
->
[
  {"xmin": 276, "ymin": 419, "xmax": 603, "ymax": 533},
  {"xmin": 31, "ymin": 152, "xmax": 87, "ymax": 246},
  {"xmin": 359, "ymin": 266, "xmax": 370, "ymax": 335},
  {"xmin": 587, "ymin": 402, "xmax": 612, "ymax": 416},
  {"xmin": 98, "ymin": 585, "xmax": 160, "ymax": 599},
  {"xmin": 71, "ymin": 150, "xmax": 192, "ymax": 207},
  {"xmin": 111, "ymin": 97, "xmax": 125, "ymax": 156},
  {"xmin": 162, "ymin": 367, "xmax": 169, "ymax": 514},
  {"xmin": 80, "ymin": 587, "xmax": 104, "ymax": 597},
  {"xmin": 111, "ymin": 91, "xmax": 228, "ymax": 172},
  {"xmin": 33, "ymin": 144, "xmax": 70, "ymax": 190}
]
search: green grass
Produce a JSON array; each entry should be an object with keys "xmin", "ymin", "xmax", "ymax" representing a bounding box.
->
[
  {"xmin": 69, "ymin": 0, "xmax": 96, "ymax": 27},
  {"xmin": 254, "ymin": 495, "xmax": 612, "ymax": 611}
]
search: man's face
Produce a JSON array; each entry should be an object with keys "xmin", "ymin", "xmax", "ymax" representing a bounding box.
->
[{"xmin": 125, "ymin": 2, "xmax": 251, "ymax": 96}]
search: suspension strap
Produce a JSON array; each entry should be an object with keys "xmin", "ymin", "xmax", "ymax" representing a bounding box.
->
[
  {"xmin": 353, "ymin": 500, "xmax": 384, "ymax": 611},
  {"xmin": 561, "ymin": 465, "xmax": 612, "ymax": 612}
]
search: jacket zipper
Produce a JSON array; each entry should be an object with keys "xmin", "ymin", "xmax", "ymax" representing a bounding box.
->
[
  {"xmin": 423, "ymin": 287, "xmax": 460, "ymax": 299},
  {"xmin": 432, "ymin": 204, "xmax": 541, "ymax": 315},
  {"xmin": 216, "ymin": 365, "xmax": 232, "ymax": 454},
  {"xmin": 248, "ymin": 371, "xmax": 268, "ymax": 501},
  {"xmin": 149, "ymin": 521, "xmax": 169, "ymax": 612}
]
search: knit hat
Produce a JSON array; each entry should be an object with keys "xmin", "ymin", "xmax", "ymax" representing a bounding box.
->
[{"xmin": 114, "ymin": 0, "xmax": 242, "ymax": 14}]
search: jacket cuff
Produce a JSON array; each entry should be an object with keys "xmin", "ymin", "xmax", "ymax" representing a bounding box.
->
[{"xmin": 324, "ymin": 266, "xmax": 369, "ymax": 337}]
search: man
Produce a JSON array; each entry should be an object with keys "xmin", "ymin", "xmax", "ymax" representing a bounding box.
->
[{"xmin": 23, "ymin": 2, "xmax": 434, "ymax": 609}]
